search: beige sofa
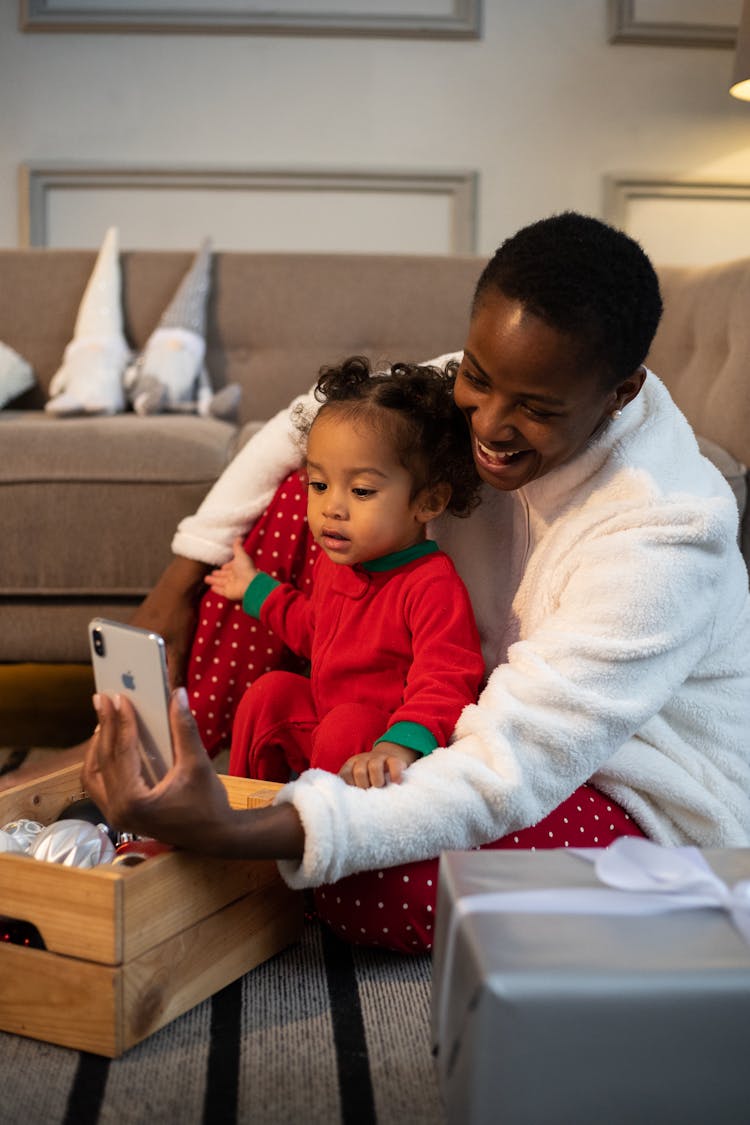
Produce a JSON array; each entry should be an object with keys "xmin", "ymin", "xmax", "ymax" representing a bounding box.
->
[{"xmin": 1, "ymin": 249, "xmax": 748, "ymax": 671}]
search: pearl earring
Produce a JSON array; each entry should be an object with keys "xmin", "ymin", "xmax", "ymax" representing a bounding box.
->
[{"xmin": 611, "ymin": 408, "xmax": 622, "ymax": 419}]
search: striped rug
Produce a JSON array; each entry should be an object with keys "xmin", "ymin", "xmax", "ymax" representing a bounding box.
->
[{"xmin": 0, "ymin": 920, "xmax": 444, "ymax": 1125}]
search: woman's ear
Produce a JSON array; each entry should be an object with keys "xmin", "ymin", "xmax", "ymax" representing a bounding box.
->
[
  {"xmin": 415, "ymin": 481, "xmax": 452, "ymax": 524},
  {"xmin": 610, "ymin": 366, "xmax": 647, "ymax": 414}
]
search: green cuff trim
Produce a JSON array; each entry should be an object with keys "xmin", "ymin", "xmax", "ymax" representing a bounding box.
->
[
  {"xmin": 242, "ymin": 571, "xmax": 281, "ymax": 618},
  {"xmin": 374, "ymin": 721, "xmax": 438, "ymax": 757}
]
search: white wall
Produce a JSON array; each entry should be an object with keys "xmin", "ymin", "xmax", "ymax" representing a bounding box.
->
[{"xmin": 1, "ymin": 0, "xmax": 749, "ymax": 264}]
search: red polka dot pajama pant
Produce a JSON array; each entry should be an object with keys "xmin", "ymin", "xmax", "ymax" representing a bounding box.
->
[
  {"xmin": 187, "ymin": 472, "xmax": 647, "ymax": 954},
  {"xmin": 315, "ymin": 783, "xmax": 645, "ymax": 954}
]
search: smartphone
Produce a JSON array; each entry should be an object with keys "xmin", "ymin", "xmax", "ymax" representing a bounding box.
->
[{"xmin": 88, "ymin": 617, "xmax": 174, "ymax": 785}]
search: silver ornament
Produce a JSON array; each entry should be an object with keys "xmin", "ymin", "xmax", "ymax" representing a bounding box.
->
[
  {"xmin": 0, "ymin": 829, "xmax": 27, "ymax": 856},
  {"xmin": 1, "ymin": 818, "xmax": 44, "ymax": 853},
  {"xmin": 30, "ymin": 819, "xmax": 116, "ymax": 868}
]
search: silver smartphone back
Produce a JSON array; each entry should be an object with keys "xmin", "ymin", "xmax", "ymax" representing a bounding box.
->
[{"xmin": 88, "ymin": 617, "xmax": 174, "ymax": 785}]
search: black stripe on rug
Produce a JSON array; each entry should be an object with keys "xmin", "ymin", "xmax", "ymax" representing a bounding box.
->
[
  {"xmin": 321, "ymin": 926, "xmax": 377, "ymax": 1125},
  {"xmin": 202, "ymin": 976, "xmax": 243, "ymax": 1125},
  {"xmin": 62, "ymin": 1051, "xmax": 110, "ymax": 1125}
]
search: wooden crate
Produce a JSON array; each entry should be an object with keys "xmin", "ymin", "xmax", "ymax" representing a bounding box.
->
[{"xmin": 0, "ymin": 763, "xmax": 302, "ymax": 1056}]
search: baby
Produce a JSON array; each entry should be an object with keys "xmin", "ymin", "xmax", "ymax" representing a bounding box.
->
[{"xmin": 206, "ymin": 356, "xmax": 484, "ymax": 788}]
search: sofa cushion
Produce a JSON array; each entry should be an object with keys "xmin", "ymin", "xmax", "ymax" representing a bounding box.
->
[{"xmin": 0, "ymin": 412, "xmax": 236, "ymax": 596}]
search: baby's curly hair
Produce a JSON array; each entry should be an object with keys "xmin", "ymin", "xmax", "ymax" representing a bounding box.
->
[{"xmin": 295, "ymin": 355, "xmax": 480, "ymax": 518}]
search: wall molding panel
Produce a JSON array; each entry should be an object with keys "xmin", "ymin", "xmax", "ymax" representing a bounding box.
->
[
  {"xmin": 606, "ymin": 174, "xmax": 750, "ymax": 266},
  {"xmin": 20, "ymin": 164, "xmax": 479, "ymax": 255},
  {"xmin": 20, "ymin": 0, "xmax": 482, "ymax": 39},
  {"xmin": 608, "ymin": 0, "xmax": 739, "ymax": 47}
]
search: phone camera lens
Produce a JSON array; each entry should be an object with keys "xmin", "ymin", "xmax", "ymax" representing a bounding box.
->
[{"xmin": 93, "ymin": 629, "xmax": 105, "ymax": 657}]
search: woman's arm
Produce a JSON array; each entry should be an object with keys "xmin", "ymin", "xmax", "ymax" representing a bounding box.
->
[
  {"xmin": 83, "ymin": 690, "xmax": 305, "ymax": 860},
  {"xmin": 272, "ymin": 492, "xmax": 749, "ymax": 886},
  {"xmin": 171, "ymin": 391, "xmax": 316, "ymax": 567}
]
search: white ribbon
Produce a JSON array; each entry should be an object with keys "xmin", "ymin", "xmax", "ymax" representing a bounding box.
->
[{"xmin": 436, "ymin": 838, "xmax": 750, "ymax": 1078}]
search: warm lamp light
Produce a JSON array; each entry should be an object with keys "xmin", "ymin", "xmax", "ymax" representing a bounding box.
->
[{"xmin": 730, "ymin": 0, "xmax": 750, "ymax": 100}]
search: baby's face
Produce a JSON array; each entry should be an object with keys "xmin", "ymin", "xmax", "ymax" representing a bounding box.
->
[{"xmin": 304, "ymin": 410, "xmax": 426, "ymax": 567}]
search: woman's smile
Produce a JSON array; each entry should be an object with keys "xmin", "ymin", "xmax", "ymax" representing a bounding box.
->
[{"xmin": 473, "ymin": 435, "xmax": 532, "ymax": 474}]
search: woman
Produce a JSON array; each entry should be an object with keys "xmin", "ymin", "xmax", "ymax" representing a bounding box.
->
[{"xmin": 84, "ymin": 212, "xmax": 750, "ymax": 952}]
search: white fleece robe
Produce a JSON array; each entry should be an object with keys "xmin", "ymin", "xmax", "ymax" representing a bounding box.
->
[{"xmin": 173, "ymin": 368, "xmax": 750, "ymax": 888}]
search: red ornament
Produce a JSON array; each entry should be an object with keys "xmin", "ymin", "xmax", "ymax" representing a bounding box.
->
[{"xmin": 112, "ymin": 839, "xmax": 173, "ymax": 867}]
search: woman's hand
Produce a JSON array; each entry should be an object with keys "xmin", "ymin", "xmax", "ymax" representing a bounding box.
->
[
  {"xmin": 83, "ymin": 689, "xmax": 305, "ymax": 860},
  {"xmin": 205, "ymin": 537, "xmax": 258, "ymax": 602},
  {"xmin": 84, "ymin": 689, "xmax": 236, "ymax": 852},
  {"xmin": 338, "ymin": 742, "xmax": 418, "ymax": 789}
]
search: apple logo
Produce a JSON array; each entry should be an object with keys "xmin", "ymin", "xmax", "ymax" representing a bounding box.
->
[{"xmin": 121, "ymin": 671, "xmax": 136, "ymax": 690}]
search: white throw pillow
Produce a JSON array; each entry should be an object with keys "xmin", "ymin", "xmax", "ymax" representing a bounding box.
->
[{"xmin": 0, "ymin": 341, "xmax": 35, "ymax": 408}]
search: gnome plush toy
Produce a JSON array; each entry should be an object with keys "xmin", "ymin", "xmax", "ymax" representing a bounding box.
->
[
  {"xmin": 45, "ymin": 227, "xmax": 130, "ymax": 415},
  {"xmin": 124, "ymin": 238, "xmax": 240, "ymax": 421}
]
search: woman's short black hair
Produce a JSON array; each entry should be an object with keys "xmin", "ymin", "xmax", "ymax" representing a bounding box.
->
[
  {"xmin": 473, "ymin": 211, "xmax": 663, "ymax": 386},
  {"xmin": 296, "ymin": 355, "xmax": 480, "ymax": 518}
]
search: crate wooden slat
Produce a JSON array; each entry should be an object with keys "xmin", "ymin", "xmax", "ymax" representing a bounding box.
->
[
  {"xmin": 0, "ymin": 762, "xmax": 302, "ymax": 1055},
  {"xmin": 0, "ymin": 761, "xmax": 90, "ymax": 827},
  {"xmin": 0, "ymin": 852, "xmax": 122, "ymax": 962},
  {"xmin": 120, "ymin": 879, "xmax": 299, "ymax": 1055},
  {"xmin": 0, "ymin": 942, "xmax": 119, "ymax": 1056},
  {"xmin": 220, "ymin": 774, "xmax": 282, "ymax": 809},
  {"xmin": 119, "ymin": 851, "xmax": 281, "ymax": 963}
]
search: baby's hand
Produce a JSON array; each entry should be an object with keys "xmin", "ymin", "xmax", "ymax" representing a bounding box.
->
[
  {"xmin": 338, "ymin": 743, "xmax": 419, "ymax": 789},
  {"xmin": 204, "ymin": 537, "xmax": 258, "ymax": 602}
]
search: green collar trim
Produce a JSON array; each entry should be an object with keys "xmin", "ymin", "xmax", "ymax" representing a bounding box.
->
[{"xmin": 362, "ymin": 540, "xmax": 438, "ymax": 573}]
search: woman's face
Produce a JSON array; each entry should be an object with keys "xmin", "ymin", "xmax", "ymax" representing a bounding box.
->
[{"xmin": 453, "ymin": 292, "xmax": 641, "ymax": 491}]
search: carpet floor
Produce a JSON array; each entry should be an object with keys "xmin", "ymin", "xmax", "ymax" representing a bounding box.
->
[{"xmin": 0, "ymin": 918, "xmax": 444, "ymax": 1125}]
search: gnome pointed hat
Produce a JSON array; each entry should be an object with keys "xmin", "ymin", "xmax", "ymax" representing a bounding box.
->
[
  {"xmin": 159, "ymin": 237, "xmax": 212, "ymax": 337},
  {"xmin": 73, "ymin": 226, "xmax": 126, "ymax": 342}
]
